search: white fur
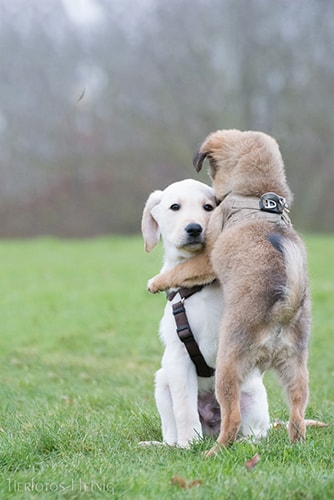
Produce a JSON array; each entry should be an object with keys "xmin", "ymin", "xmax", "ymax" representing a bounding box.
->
[{"xmin": 141, "ymin": 179, "xmax": 270, "ymax": 447}]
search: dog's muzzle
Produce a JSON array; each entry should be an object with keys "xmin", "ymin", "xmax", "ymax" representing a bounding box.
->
[
  {"xmin": 185, "ymin": 223, "xmax": 203, "ymax": 238},
  {"xmin": 184, "ymin": 223, "xmax": 204, "ymax": 248}
]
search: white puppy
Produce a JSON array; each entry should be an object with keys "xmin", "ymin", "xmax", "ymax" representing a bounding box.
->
[{"xmin": 141, "ymin": 179, "xmax": 270, "ymax": 447}]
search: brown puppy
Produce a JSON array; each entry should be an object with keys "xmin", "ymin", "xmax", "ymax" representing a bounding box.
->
[{"xmin": 148, "ymin": 130, "xmax": 310, "ymax": 456}]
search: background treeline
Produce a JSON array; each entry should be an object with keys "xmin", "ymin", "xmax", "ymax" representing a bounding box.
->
[{"xmin": 0, "ymin": 0, "xmax": 333, "ymax": 236}]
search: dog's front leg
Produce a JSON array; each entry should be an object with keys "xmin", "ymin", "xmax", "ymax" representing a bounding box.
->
[
  {"xmin": 148, "ymin": 205, "xmax": 224, "ymax": 293},
  {"xmin": 154, "ymin": 368, "xmax": 178, "ymax": 445},
  {"xmin": 166, "ymin": 350, "xmax": 203, "ymax": 447},
  {"xmin": 239, "ymin": 370, "xmax": 270, "ymax": 439},
  {"xmin": 148, "ymin": 252, "xmax": 215, "ymax": 293}
]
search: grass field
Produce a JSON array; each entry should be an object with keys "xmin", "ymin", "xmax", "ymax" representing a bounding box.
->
[{"xmin": 0, "ymin": 235, "xmax": 333, "ymax": 499}]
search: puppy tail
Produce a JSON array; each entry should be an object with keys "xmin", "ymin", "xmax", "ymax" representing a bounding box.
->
[{"xmin": 276, "ymin": 238, "xmax": 309, "ymax": 322}]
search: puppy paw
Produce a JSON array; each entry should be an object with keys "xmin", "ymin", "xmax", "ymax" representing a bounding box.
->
[
  {"xmin": 138, "ymin": 441, "xmax": 166, "ymax": 447},
  {"xmin": 205, "ymin": 444, "xmax": 221, "ymax": 457},
  {"xmin": 147, "ymin": 276, "xmax": 161, "ymax": 294}
]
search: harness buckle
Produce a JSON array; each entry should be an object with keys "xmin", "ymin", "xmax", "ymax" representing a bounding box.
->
[
  {"xmin": 177, "ymin": 327, "xmax": 193, "ymax": 342},
  {"xmin": 259, "ymin": 192, "xmax": 289, "ymax": 214}
]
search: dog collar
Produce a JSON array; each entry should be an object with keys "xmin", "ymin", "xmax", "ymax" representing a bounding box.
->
[{"xmin": 223, "ymin": 193, "xmax": 291, "ymax": 228}]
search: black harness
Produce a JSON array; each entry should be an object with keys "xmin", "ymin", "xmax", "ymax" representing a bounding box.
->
[{"xmin": 167, "ymin": 286, "xmax": 215, "ymax": 378}]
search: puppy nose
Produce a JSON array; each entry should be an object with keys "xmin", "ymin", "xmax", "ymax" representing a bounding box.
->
[{"xmin": 185, "ymin": 223, "xmax": 203, "ymax": 237}]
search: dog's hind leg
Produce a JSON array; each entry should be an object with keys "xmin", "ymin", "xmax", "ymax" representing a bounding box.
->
[
  {"xmin": 206, "ymin": 342, "xmax": 243, "ymax": 456},
  {"xmin": 276, "ymin": 301, "xmax": 310, "ymax": 443},
  {"xmin": 274, "ymin": 329, "xmax": 309, "ymax": 443},
  {"xmin": 277, "ymin": 351, "xmax": 309, "ymax": 443},
  {"xmin": 207, "ymin": 368, "xmax": 241, "ymax": 456}
]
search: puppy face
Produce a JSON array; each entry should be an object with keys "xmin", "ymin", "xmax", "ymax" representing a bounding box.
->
[{"xmin": 142, "ymin": 179, "xmax": 217, "ymax": 253}]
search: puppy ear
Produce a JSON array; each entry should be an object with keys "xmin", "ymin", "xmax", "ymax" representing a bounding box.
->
[
  {"xmin": 141, "ymin": 190, "xmax": 163, "ymax": 252},
  {"xmin": 193, "ymin": 150, "xmax": 208, "ymax": 173}
]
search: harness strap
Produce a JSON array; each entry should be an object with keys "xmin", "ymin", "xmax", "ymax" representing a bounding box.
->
[
  {"xmin": 167, "ymin": 285, "xmax": 204, "ymax": 302},
  {"xmin": 168, "ymin": 286, "xmax": 215, "ymax": 378}
]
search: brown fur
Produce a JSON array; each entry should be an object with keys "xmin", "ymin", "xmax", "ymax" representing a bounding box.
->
[{"xmin": 148, "ymin": 130, "xmax": 310, "ymax": 456}]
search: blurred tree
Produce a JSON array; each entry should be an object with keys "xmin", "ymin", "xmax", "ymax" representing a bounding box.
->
[{"xmin": 0, "ymin": 0, "xmax": 333, "ymax": 235}]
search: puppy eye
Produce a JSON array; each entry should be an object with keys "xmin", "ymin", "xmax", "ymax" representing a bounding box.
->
[
  {"xmin": 170, "ymin": 204, "xmax": 180, "ymax": 211},
  {"xmin": 203, "ymin": 204, "xmax": 214, "ymax": 212}
]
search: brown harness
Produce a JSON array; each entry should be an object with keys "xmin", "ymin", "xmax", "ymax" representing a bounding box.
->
[{"xmin": 167, "ymin": 286, "xmax": 215, "ymax": 378}]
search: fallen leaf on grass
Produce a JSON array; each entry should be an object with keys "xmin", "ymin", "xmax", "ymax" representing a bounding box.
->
[
  {"xmin": 245, "ymin": 453, "xmax": 260, "ymax": 470},
  {"xmin": 304, "ymin": 419, "xmax": 328, "ymax": 427},
  {"xmin": 188, "ymin": 480, "xmax": 202, "ymax": 488},
  {"xmin": 170, "ymin": 475, "xmax": 187, "ymax": 489},
  {"xmin": 170, "ymin": 475, "xmax": 202, "ymax": 489},
  {"xmin": 272, "ymin": 419, "xmax": 328, "ymax": 429},
  {"xmin": 273, "ymin": 419, "xmax": 285, "ymax": 429}
]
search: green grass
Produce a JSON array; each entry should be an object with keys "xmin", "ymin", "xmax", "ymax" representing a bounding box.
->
[{"xmin": 0, "ymin": 235, "xmax": 332, "ymax": 499}]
